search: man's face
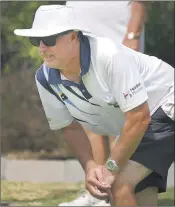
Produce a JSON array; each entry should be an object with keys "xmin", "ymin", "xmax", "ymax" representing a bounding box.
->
[{"xmin": 39, "ymin": 32, "xmax": 77, "ymax": 69}]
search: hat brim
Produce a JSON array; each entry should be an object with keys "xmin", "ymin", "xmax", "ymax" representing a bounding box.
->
[{"xmin": 14, "ymin": 26, "xmax": 82, "ymax": 37}]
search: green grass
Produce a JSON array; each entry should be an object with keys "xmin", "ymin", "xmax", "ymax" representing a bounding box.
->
[
  {"xmin": 158, "ymin": 187, "xmax": 175, "ymax": 206},
  {"xmin": 1, "ymin": 181, "xmax": 174, "ymax": 206}
]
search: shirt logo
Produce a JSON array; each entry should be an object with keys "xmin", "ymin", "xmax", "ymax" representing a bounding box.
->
[
  {"xmin": 123, "ymin": 93, "xmax": 129, "ymax": 99},
  {"xmin": 123, "ymin": 82, "xmax": 143, "ymax": 99},
  {"xmin": 130, "ymin": 82, "xmax": 142, "ymax": 94}
]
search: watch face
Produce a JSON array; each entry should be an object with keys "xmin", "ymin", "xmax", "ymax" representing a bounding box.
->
[
  {"xmin": 107, "ymin": 160, "xmax": 116, "ymax": 171},
  {"xmin": 108, "ymin": 161, "xmax": 113, "ymax": 169}
]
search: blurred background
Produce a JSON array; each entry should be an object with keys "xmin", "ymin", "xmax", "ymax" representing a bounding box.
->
[{"xmin": 1, "ymin": 1, "xmax": 174, "ymax": 160}]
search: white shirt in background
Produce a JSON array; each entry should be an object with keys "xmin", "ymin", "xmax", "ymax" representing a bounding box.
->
[{"xmin": 66, "ymin": 1, "xmax": 131, "ymax": 44}]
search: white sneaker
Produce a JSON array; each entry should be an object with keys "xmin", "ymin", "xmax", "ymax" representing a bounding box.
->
[
  {"xmin": 58, "ymin": 189, "xmax": 101, "ymax": 206},
  {"xmin": 93, "ymin": 200, "xmax": 111, "ymax": 206}
]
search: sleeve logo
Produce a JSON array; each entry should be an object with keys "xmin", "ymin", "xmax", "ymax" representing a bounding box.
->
[{"xmin": 123, "ymin": 82, "xmax": 143, "ymax": 99}]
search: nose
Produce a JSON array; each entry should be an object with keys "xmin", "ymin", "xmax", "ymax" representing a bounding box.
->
[{"xmin": 39, "ymin": 40, "xmax": 48, "ymax": 52}]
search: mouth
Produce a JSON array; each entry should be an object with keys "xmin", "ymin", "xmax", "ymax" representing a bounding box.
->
[{"xmin": 43, "ymin": 55, "xmax": 54, "ymax": 60}]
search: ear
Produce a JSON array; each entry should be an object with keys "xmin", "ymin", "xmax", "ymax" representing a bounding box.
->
[{"xmin": 70, "ymin": 31, "xmax": 78, "ymax": 41}]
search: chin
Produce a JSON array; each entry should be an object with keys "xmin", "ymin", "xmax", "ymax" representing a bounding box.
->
[{"xmin": 44, "ymin": 61, "xmax": 56, "ymax": 69}]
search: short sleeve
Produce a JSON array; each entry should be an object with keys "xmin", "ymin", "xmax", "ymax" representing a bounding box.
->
[
  {"xmin": 35, "ymin": 71, "xmax": 74, "ymax": 130},
  {"xmin": 107, "ymin": 48, "xmax": 148, "ymax": 112}
]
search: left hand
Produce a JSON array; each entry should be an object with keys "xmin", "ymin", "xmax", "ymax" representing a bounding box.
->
[
  {"xmin": 101, "ymin": 165, "xmax": 116, "ymax": 186},
  {"xmin": 85, "ymin": 164, "xmax": 116, "ymax": 204},
  {"xmin": 102, "ymin": 165, "xmax": 117, "ymax": 205},
  {"xmin": 85, "ymin": 163, "xmax": 112, "ymax": 200},
  {"xmin": 122, "ymin": 37, "xmax": 140, "ymax": 51},
  {"xmin": 97, "ymin": 165, "xmax": 117, "ymax": 205}
]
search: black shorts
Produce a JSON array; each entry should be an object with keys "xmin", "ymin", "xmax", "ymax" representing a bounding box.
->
[{"xmin": 131, "ymin": 107, "xmax": 174, "ymax": 193}]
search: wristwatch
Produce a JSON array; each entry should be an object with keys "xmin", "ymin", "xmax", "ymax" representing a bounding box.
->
[
  {"xmin": 106, "ymin": 158, "xmax": 120, "ymax": 172},
  {"xmin": 127, "ymin": 32, "xmax": 140, "ymax": 40}
]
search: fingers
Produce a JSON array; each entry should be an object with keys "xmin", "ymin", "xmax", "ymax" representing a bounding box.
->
[
  {"xmin": 85, "ymin": 165, "xmax": 114, "ymax": 201},
  {"xmin": 106, "ymin": 188, "xmax": 114, "ymax": 205},
  {"xmin": 87, "ymin": 185, "xmax": 109, "ymax": 200},
  {"xmin": 94, "ymin": 166, "xmax": 114, "ymax": 204},
  {"xmin": 86, "ymin": 175, "xmax": 111, "ymax": 200},
  {"xmin": 94, "ymin": 166, "xmax": 106, "ymax": 184},
  {"xmin": 88, "ymin": 176, "xmax": 110, "ymax": 190},
  {"xmin": 87, "ymin": 184, "xmax": 114, "ymax": 201}
]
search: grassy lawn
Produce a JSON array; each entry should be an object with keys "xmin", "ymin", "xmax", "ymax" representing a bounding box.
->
[{"xmin": 1, "ymin": 181, "xmax": 174, "ymax": 206}]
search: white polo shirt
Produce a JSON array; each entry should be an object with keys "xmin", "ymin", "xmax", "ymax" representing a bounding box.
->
[{"xmin": 35, "ymin": 33, "xmax": 174, "ymax": 136}]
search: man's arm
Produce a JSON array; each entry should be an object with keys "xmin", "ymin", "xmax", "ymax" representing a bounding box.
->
[
  {"xmin": 62, "ymin": 120, "xmax": 112, "ymax": 199},
  {"xmin": 123, "ymin": 1, "xmax": 147, "ymax": 51},
  {"xmin": 62, "ymin": 120, "xmax": 96, "ymax": 172},
  {"xmin": 110, "ymin": 102, "xmax": 151, "ymax": 168},
  {"xmin": 105, "ymin": 46, "xmax": 151, "ymax": 169},
  {"xmin": 127, "ymin": 1, "xmax": 147, "ymax": 37}
]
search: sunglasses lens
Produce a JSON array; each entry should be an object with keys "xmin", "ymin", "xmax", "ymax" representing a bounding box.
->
[
  {"xmin": 29, "ymin": 32, "xmax": 68, "ymax": 47},
  {"xmin": 42, "ymin": 36, "xmax": 57, "ymax": 47},
  {"xmin": 29, "ymin": 36, "xmax": 56, "ymax": 47},
  {"xmin": 29, "ymin": 37, "xmax": 40, "ymax": 47}
]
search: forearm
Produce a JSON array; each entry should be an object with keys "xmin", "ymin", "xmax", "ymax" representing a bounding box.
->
[
  {"xmin": 126, "ymin": 1, "xmax": 147, "ymax": 35},
  {"xmin": 110, "ymin": 109, "xmax": 150, "ymax": 168},
  {"xmin": 83, "ymin": 127, "xmax": 108, "ymax": 165},
  {"xmin": 62, "ymin": 120, "xmax": 95, "ymax": 172}
]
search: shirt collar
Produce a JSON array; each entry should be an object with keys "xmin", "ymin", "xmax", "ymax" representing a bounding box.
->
[{"xmin": 48, "ymin": 31, "xmax": 91, "ymax": 85}]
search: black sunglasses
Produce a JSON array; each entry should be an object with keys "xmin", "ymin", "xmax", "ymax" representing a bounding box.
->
[{"xmin": 29, "ymin": 30, "xmax": 73, "ymax": 47}]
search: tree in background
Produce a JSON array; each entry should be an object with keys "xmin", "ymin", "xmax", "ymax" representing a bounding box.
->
[
  {"xmin": 1, "ymin": 1, "xmax": 66, "ymax": 75},
  {"xmin": 145, "ymin": 1, "xmax": 174, "ymax": 67}
]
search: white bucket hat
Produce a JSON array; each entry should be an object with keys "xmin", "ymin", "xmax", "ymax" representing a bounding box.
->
[{"xmin": 14, "ymin": 5, "xmax": 91, "ymax": 37}]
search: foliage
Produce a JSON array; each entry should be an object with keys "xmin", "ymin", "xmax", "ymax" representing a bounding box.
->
[
  {"xmin": 1, "ymin": 1, "xmax": 66, "ymax": 74},
  {"xmin": 145, "ymin": 1, "xmax": 174, "ymax": 66}
]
